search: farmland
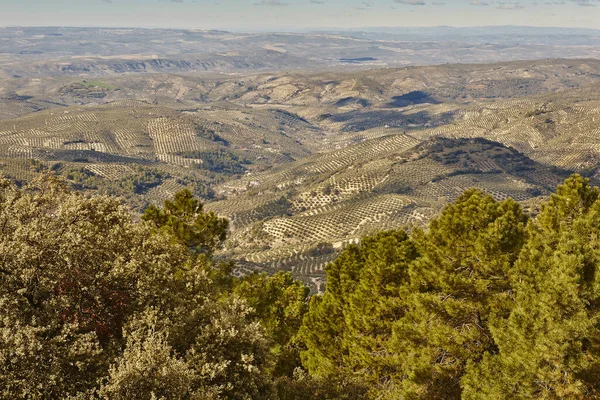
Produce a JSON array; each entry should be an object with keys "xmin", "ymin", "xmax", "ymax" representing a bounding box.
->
[{"xmin": 3, "ymin": 55, "xmax": 600, "ymax": 288}]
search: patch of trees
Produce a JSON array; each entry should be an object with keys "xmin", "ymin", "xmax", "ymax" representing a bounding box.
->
[
  {"xmin": 176, "ymin": 175, "xmax": 216, "ymax": 200},
  {"xmin": 194, "ymin": 125, "xmax": 230, "ymax": 147},
  {"xmin": 252, "ymin": 196, "xmax": 293, "ymax": 219},
  {"xmin": 58, "ymin": 166, "xmax": 170, "ymax": 210},
  {"xmin": 65, "ymin": 167, "xmax": 166, "ymax": 194},
  {"xmin": 4, "ymin": 175, "xmax": 600, "ymax": 398},
  {"xmin": 0, "ymin": 179, "xmax": 330, "ymax": 399},
  {"xmin": 179, "ymin": 150, "xmax": 248, "ymax": 175},
  {"xmin": 299, "ymin": 175, "xmax": 600, "ymax": 398}
]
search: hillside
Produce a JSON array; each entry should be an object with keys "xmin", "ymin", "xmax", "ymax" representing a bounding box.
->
[
  {"xmin": 3, "ymin": 58, "xmax": 600, "ymax": 149},
  {"xmin": 418, "ymin": 86, "xmax": 600, "ymax": 171},
  {"xmin": 2, "ymin": 61, "xmax": 600, "ymax": 286},
  {"xmin": 0, "ymin": 100, "xmax": 316, "ymax": 209},
  {"xmin": 208, "ymin": 136, "xmax": 575, "ymax": 286},
  {"xmin": 4, "ymin": 27, "xmax": 600, "ymax": 78},
  {"xmin": 4, "ymin": 58, "xmax": 600, "ymax": 109}
]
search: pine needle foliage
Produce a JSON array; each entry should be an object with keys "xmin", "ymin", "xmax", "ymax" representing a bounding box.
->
[
  {"xmin": 5, "ymin": 174, "xmax": 600, "ymax": 399},
  {"xmin": 299, "ymin": 175, "xmax": 600, "ymax": 399}
]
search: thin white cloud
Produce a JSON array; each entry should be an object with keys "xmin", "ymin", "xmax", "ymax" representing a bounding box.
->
[
  {"xmin": 394, "ymin": 0, "xmax": 427, "ymax": 5},
  {"xmin": 570, "ymin": 0, "xmax": 600, "ymax": 6},
  {"xmin": 254, "ymin": 0, "xmax": 289, "ymax": 5}
]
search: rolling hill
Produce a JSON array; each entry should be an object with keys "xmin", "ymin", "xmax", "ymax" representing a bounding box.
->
[
  {"xmin": 206, "ymin": 133, "xmax": 583, "ymax": 288},
  {"xmin": 0, "ymin": 100, "xmax": 317, "ymax": 209},
  {"xmin": 2, "ymin": 60, "xmax": 600, "ymax": 289}
]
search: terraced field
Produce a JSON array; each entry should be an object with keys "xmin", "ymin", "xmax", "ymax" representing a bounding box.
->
[
  {"xmin": 0, "ymin": 100, "xmax": 318, "ymax": 209},
  {"xmin": 208, "ymin": 136, "xmax": 578, "ymax": 288},
  {"xmin": 417, "ymin": 91, "xmax": 600, "ymax": 172},
  {"xmin": 3, "ymin": 60, "xmax": 600, "ymax": 289}
]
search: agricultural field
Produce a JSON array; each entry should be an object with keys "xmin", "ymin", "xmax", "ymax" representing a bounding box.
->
[
  {"xmin": 0, "ymin": 99, "xmax": 318, "ymax": 210},
  {"xmin": 3, "ymin": 59, "xmax": 600, "ymax": 288},
  {"xmin": 417, "ymin": 87, "xmax": 600, "ymax": 172},
  {"xmin": 209, "ymin": 135, "xmax": 577, "ymax": 288}
]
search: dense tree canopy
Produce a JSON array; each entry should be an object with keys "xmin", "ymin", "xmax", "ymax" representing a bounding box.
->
[
  {"xmin": 0, "ymin": 178, "xmax": 305, "ymax": 399},
  {"xmin": 300, "ymin": 175, "xmax": 600, "ymax": 399},
  {"xmin": 463, "ymin": 176, "xmax": 600, "ymax": 399},
  {"xmin": 142, "ymin": 188, "xmax": 229, "ymax": 255},
  {"xmin": 4, "ymin": 174, "xmax": 600, "ymax": 399}
]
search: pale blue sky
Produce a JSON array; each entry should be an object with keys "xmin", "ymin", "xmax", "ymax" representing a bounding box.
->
[{"xmin": 0, "ymin": 0, "xmax": 599, "ymax": 31}]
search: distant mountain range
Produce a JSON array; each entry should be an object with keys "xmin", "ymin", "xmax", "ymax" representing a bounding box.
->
[{"xmin": 3, "ymin": 26, "xmax": 600, "ymax": 78}]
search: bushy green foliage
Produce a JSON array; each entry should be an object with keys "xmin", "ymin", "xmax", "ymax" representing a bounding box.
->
[
  {"xmin": 298, "ymin": 229, "xmax": 418, "ymax": 386},
  {"xmin": 300, "ymin": 175, "xmax": 600, "ymax": 399},
  {"xmin": 7, "ymin": 174, "xmax": 600, "ymax": 399},
  {"xmin": 0, "ymin": 178, "xmax": 320, "ymax": 399},
  {"xmin": 393, "ymin": 190, "xmax": 527, "ymax": 398},
  {"xmin": 99, "ymin": 317, "xmax": 201, "ymax": 400},
  {"xmin": 0, "ymin": 177, "xmax": 191, "ymax": 398},
  {"xmin": 142, "ymin": 188, "xmax": 229, "ymax": 255},
  {"xmin": 233, "ymin": 271, "xmax": 309, "ymax": 377},
  {"xmin": 462, "ymin": 176, "xmax": 600, "ymax": 399}
]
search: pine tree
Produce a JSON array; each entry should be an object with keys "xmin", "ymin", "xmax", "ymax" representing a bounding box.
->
[
  {"xmin": 142, "ymin": 189, "xmax": 229, "ymax": 255},
  {"xmin": 234, "ymin": 271, "xmax": 310, "ymax": 377},
  {"xmin": 391, "ymin": 189, "xmax": 527, "ymax": 399},
  {"xmin": 298, "ymin": 230, "xmax": 417, "ymax": 389},
  {"xmin": 297, "ymin": 238, "xmax": 365, "ymax": 378},
  {"xmin": 344, "ymin": 230, "xmax": 417, "ymax": 385},
  {"xmin": 463, "ymin": 175, "xmax": 600, "ymax": 399}
]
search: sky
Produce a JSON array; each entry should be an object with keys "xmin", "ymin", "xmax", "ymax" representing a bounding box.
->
[{"xmin": 0, "ymin": 0, "xmax": 600, "ymax": 31}]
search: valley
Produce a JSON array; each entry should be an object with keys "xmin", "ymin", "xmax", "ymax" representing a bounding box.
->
[
  {"xmin": 9, "ymin": 0, "xmax": 600, "ymax": 390},
  {"xmin": 2, "ymin": 50, "xmax": 600, "ymax": 288}
]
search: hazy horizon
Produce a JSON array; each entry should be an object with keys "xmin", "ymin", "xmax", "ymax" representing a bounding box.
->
[
  {"xmin": 1, "ymin": 0, "xmax": 600, "ymax": 31},
  {"xmin": 2, "ymin": 24, "xmax": 600, "ymax": 33}
]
